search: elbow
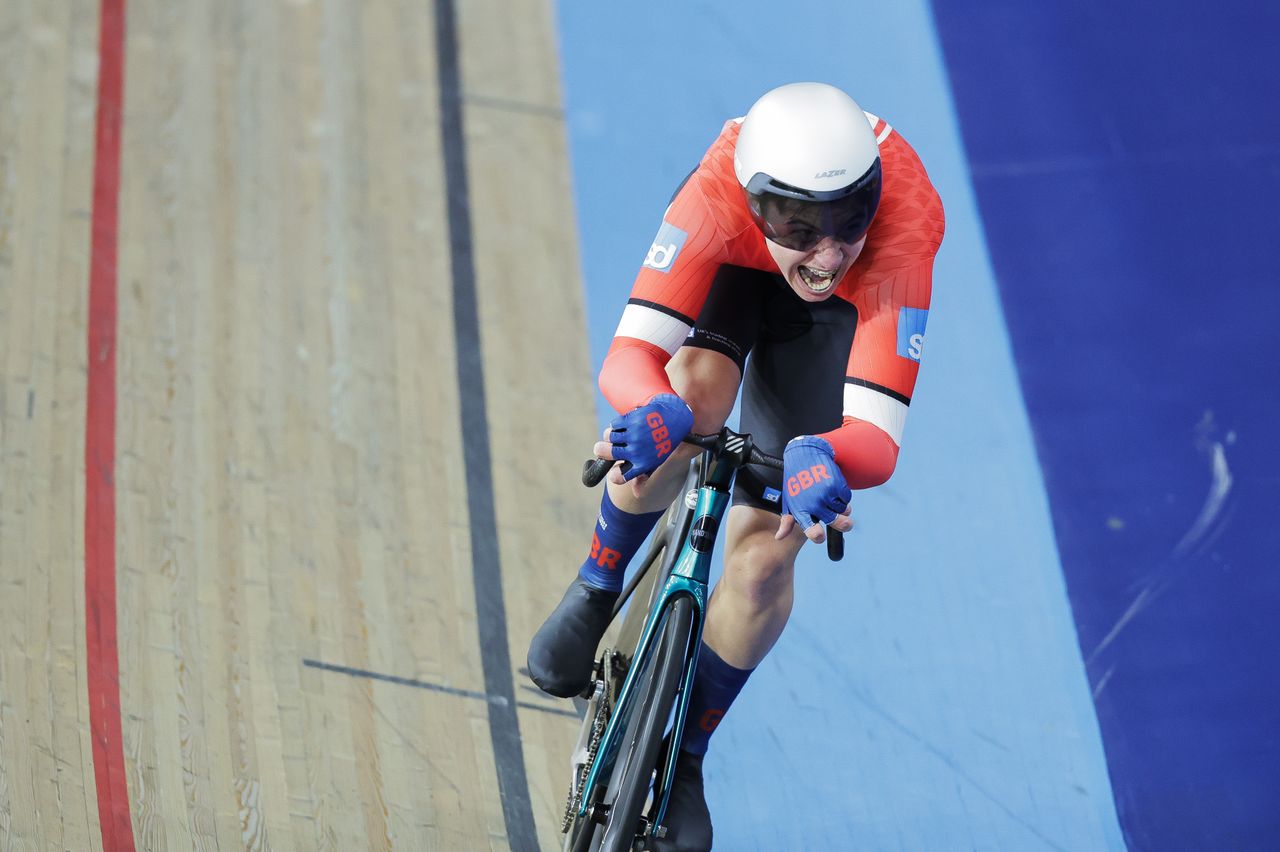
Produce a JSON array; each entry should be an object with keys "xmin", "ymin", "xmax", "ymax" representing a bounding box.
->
[
  {"xmin": 825, "ymin": 420, "xmax": 900, "ymax": 490},
  {"xmin": 598, "ymin": 341, "xmax": 676, "ymax": 414},
  {"xmin": 846, "ymin": 439, "xmax": 898, "ymax": 489}
]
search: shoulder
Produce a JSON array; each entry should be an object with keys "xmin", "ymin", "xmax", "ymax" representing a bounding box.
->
[
  {"xmin": 656, "ymin": 120, "xmax": 770, "ymax": 267},
  {"xmin": 860, "ymin": 115, "xmax": 946, "ymax": 270},
  {"xmin": 831, "ymin": 116, "xmax": 942, "ymax": 306},
  {"xmin": 687, "ymin": 120, "xmax": 756, "ymax": 237}
]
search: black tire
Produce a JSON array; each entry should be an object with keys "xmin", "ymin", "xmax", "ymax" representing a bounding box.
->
[
  {"xmin": 599, "ymin": 596, "xmax": 695, "ymax": 852},
  {"xmin": 564, "ymin": 458, "xmax": 702, "ymax": 852},
  {"xmin": 566, "ymin": 510, "xmax": 685, "ymax": 852}
]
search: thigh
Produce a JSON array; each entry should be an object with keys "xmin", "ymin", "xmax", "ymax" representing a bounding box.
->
[{"xmin": 733, "ymin": 291, "xmax": 859, "ymax": 513}]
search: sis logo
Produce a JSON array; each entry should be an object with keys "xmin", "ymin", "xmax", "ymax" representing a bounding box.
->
[
  {"xmin": 643, "ymin": 221, "xmax": 688, "ymax": 272},
  {"xmin": 897, "ymin": 307, "xmax": 929, "ymax": 362}
]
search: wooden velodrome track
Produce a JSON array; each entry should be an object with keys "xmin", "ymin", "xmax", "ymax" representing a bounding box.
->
[{"xmin": 1, "ymin": 0, "xmax": 599, "ymax": 849}]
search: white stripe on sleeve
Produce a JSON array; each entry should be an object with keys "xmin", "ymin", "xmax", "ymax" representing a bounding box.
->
[
  {"xmin": 613, "ymin": 303, "xmax": 693, "ymax": 357},
  {"xmin": 843, "ymin": 383, "xmax": 909, "ymax": 446}
]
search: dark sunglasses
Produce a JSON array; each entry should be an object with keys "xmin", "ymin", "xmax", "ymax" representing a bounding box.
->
[{"xmin": 744, "ymin": 160, "xmax": 882, "ymax": 252}]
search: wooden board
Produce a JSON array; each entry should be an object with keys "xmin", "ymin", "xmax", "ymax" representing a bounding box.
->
[
  {"xmin": 0, "ymin": 0, "xmax": 597, "ymax": 848},
  {"xmin": 0, "ymin": 2, "xmax": 101, "ymax": 849}
]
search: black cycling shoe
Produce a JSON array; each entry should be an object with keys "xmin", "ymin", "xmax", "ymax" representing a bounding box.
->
[
  {"xmin": 651, "ymin": 749, "xmax": 712, "ymax": 852},
  {"xmin": 527, "ymin": 577, "xmax": 619, "ymax": 698}
]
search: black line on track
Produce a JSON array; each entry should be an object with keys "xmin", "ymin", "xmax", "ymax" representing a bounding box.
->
[
  {"xmin": 303, "ymin": 659, "xmax": 578, "ymax": 719},
  {"xmin": 433, "ymin": 2, "xmax": 539, "ymax": 849},
  {"xmin": 465, "ymin": 93, "xmax": 565, "ymax": 120}
]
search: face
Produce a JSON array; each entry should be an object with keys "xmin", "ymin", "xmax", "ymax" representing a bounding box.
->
[{"xmin": 765, "ymin": 234, "xmax": 867, "ymax": 302}]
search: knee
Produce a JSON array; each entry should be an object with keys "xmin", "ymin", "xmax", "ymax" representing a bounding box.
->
[{"xmin": 722, "ymin": 530, "xmax": 795, "ymax": 606}]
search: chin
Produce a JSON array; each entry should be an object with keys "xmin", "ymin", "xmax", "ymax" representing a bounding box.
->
[{"xmin": 788, "ymin": 279, "xmax": 835, "ymax": 301}]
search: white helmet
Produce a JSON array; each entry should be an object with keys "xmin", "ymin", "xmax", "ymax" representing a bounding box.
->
[{"xmin": 734, "ymin": 82, "xmax": 882, "ymax": 250}]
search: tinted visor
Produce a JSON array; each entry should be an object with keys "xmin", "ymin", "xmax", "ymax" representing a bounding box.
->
[{"xmin": 744, "ymin": 158, "xmax": 882, "ymax": 252}]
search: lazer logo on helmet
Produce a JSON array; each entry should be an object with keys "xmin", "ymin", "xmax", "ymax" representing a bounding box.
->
[
  {"xmin": 897, "ymin": 307, "xmax": 928, "ymax": 362},
  {"xmin": 814, "ymin": 169, "xmax": 847, "ymax": 179},
  {"xmin": 643, "ymin": 221, "xmax": 688, "ymax": 273}
]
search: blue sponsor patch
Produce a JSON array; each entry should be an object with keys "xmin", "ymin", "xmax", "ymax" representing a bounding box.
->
[
  {"xmin": 896, "ymin": 307, "xmax": 928, "ymax": 362},
  {"xmin": 762, "ymin": 486, "xmax": 781, "ymax": 504},
  {"xmin": 643, "ymin": 221, "xmax": 688, "ymax": 273}
]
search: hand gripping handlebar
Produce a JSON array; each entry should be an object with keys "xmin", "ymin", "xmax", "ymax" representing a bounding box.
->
[{"xmin": 581, "ymin": 432, "xmax": 843, "ymax": 561}]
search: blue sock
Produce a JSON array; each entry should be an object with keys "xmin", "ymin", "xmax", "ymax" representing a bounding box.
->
[
  {"xmin": 679, "ymin": 642, "xmax": 754, "ymax": 755},
  {"xmin": 578, "ymin": 489, "xmax": 664, "ymax": 593}
]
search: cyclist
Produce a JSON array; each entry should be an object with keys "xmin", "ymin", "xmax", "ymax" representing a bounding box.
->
[{"xmin": 529, "ymin": 82, "xmax": 944, "ymax": 850}]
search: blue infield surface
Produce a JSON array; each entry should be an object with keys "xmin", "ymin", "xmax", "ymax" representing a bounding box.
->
[{"xmin": 555, "ymin": 1, "xmax": 1277, "ymax": 848}]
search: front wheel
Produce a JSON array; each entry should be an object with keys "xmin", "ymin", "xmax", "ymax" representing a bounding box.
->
[{"xmin": 599, "ymin": 596, "xmax": 695, "ymax": 852}]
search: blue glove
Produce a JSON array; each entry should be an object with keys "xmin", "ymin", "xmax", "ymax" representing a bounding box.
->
[
  {"xmin": 607, "ymin": 394, "xmax": 695, "ymax": 481},
  {"xmin": 781, "ymin": 436, "xmax": 851, "ymax": 530}
]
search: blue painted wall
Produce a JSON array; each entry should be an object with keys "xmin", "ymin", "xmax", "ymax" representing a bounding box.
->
[
  {"xmin": 930, "ymin": 2, "xmax": 1280, "ymax": 849},
  {"xmin": 555, "ymin": 1, "xmax": 1123, "ymax": 848}
]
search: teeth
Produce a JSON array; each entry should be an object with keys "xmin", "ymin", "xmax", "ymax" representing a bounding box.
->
[{"xmin": 800, "ymin": 266, "xmax": 836, "ymax": 292}]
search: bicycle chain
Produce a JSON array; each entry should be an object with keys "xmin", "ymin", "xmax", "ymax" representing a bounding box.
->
[{"xmin": 561, "ymin": 650, "xmax": 625, "ymax": 834}]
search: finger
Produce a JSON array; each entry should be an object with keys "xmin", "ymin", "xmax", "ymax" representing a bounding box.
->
[
  {"xmin": 829, "ymin": 515, "xmax": 854, "ymax": 533},
  {"xmin": 608, "ymin": 465, "xmax": 627, "ymax": 486},
  {"xmin": 619, "ymin": 461, "xmax": 646, "ymax": 483},
  {"xmin": 804, "ymin": 522, "xmax": 826, "ymax": 544},
  {"xmin": 592, "ymin": 440, "xmax": 616, "ymax": 461},
  {"xmin": 601, "ymin": 426, "xmax": 612, "ymax": 441},
  {"xmin": 775, "ymin": 514, "xmax": 795, "ymax": 540}
]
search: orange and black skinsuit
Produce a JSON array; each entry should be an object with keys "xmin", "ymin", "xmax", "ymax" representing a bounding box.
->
[{"xmin": 601, "ymin": 114, "xmax": 945, "ymax": 506}]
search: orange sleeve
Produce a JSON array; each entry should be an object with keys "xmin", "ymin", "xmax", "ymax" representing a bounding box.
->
[
  {"xmin": 822, "ymin": 257, "xmax": 935, "ymax": 485},
  {"xmin": 818, "ymin": 417, "xmax": 901, "ymax": 489},
  {"xmin": 820, "ymin": 122, "xmax": 943, "ymax": 484},
  {"xmin": 599, "ymin": 343, "xmax": 678, "ymax": 414},
  {"xmin": 847, "ymin": 259, "xmax": 933, "ymax": 405},
  {"xmin": 599, "ymin": 174, "xmax": 731, "ymax": 414}
]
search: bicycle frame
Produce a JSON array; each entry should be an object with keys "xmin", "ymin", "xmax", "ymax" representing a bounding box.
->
[{"xmin": 576, "ymin": 451, "xmax": 738, "ymax": 832}]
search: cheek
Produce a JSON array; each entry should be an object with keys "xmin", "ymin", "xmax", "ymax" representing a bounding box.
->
[
  {"xmin": 845, "ymin": 237, "xmax": 867, "ymax": 267},
  {"xmin": 764, "ymin": 240, "xmax": 805, "ymax": 277}
]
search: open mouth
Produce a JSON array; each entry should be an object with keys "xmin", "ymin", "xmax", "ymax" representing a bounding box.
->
[{"xmin": 798, "ymin": 265, "xmax": 837, "ymax": 293}]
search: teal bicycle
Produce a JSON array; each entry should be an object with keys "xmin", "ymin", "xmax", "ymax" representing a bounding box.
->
[{"xmin": 561, "ymin": 427, "xmax": 842, "ymax": 851}]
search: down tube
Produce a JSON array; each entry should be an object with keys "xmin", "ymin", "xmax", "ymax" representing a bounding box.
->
[{"xmin": 653, "ymin": 485, "xmax": 730, "ymax": 828}]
